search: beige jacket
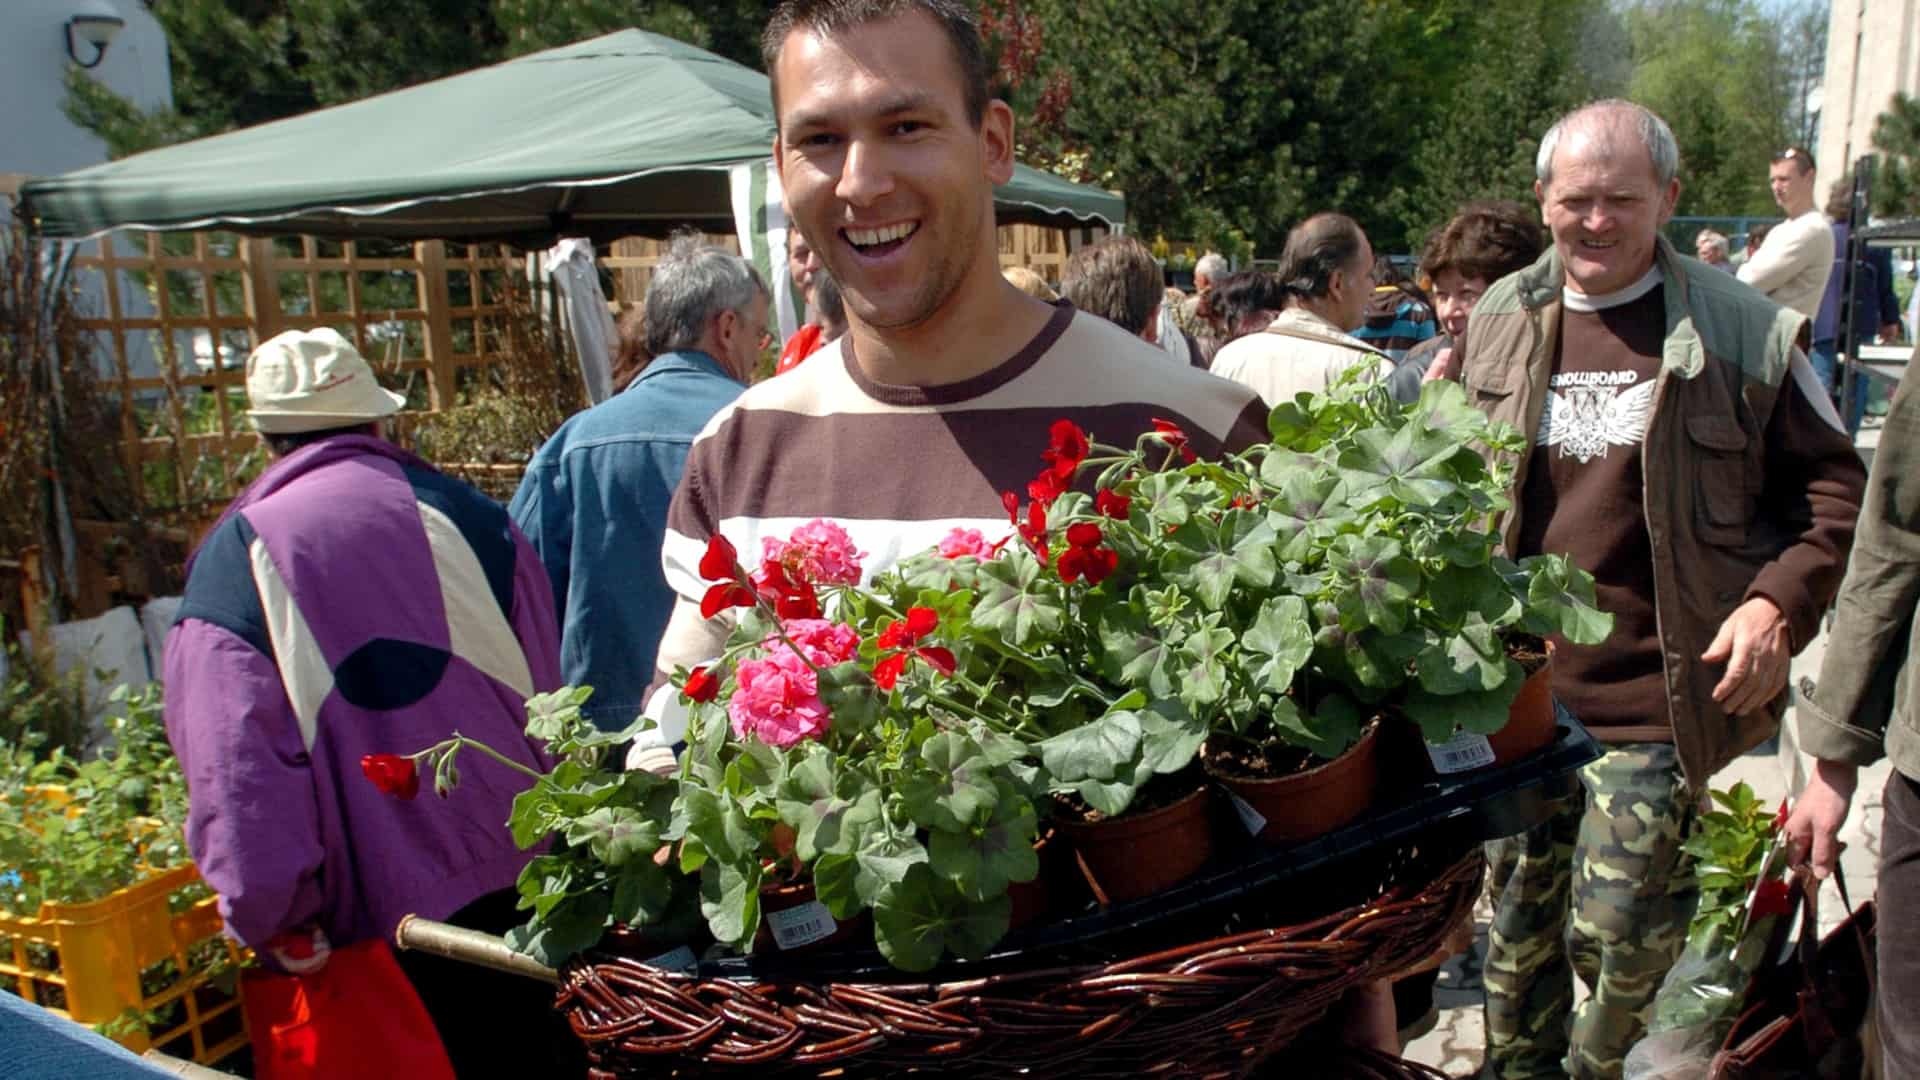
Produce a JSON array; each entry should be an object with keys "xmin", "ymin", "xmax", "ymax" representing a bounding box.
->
[
  {"xmin": 1737, "ymin": 209, "xmax": 1834, "ymax": 320},
  {"xmin": 1208, "ymin": 307, "xmax": 1393, "ymax": 405}
]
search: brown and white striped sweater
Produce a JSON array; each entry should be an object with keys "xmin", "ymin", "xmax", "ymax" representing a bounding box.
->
[{"xmin": 635, "ymin": 303, "xmax": 1267, "ymax": 752}]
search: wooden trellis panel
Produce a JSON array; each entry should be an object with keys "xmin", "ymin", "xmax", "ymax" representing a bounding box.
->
[{"xmin": 65, "ymin": 233, "xmax": 519, "ymax": 526}]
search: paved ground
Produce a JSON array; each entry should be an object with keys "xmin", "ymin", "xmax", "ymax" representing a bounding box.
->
[{"xmin": 1404, "ymin": 422, "xmax": 1891, "ymax": 1077}]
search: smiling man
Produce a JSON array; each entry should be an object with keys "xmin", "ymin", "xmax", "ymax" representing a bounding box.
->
[
  {"xmin": 635, "ymin": 0, "xmax": 1266, "ymax": 750},
  {"xmin": 1458, "ymin": 100, "xmax": 1866, "ymax": 1079}
]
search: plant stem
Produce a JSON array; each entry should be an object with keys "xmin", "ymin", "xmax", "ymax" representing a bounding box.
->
[{"xmin": 445, "ymin": 733, "xmax": 547, "ymax": 782}]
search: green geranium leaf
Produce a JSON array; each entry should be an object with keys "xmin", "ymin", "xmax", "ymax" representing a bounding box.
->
[
  {"xmin": 1072, "ymin": 759, "xmax": 1151, "ymax": 817},
  {"xmin": 1138, "ymin": 699, "xmax": 1207, "ymax": 775},
  {"xmin": 1038, "ymin": 704, "xmax": 1143, "ymax": 784},
  {"xmin": 974, "ymin": 554, "xmax": 1067, "ymax": 647},
  {"xmin": 817, "ymin": 661, "xmax": 885, "ymax": 734},
  {"xmin": 608, "ymin": 863, "xmax": 676, "ymax": 927},
  {"xmin": 523, "ymin": 686, "xmax": 596, "ymax": 749},
  {"xmin": 1328, "ymin": 535, "xmax": 1419, "ymax": 634},
  {"xmin": 1413, "ymin": 617, "xmax": 1509, "ymax": 695},
  {"xmin": 678, "ymin": 785, "xmax": 759, "ymax": 866},
  {"xmin": 504, "ymin": 888, "xmax": 611, "ymax": 967},
  {"xmin": 1096, "ymin": 599, "xmax": 1176, "ymax": 698},
  {"xmin": 1244, "ymin": 595, "xmax": 1314, "ymax": 692},
  {"xmin": 1293, "ymin": 692, "xmax": 1364, "ymax": 760},
  {"xmin": 900, "ymin": 733, "xmax": 999, "ymax": 832},
  {"xmin": 1176, "ymin": 620, "xmax": 1235, "ymax": 710},
  {"xmin": 509, "ymin": 784, "xmax": 561, "ymax": 850},
  {"xmin": 698, "ymin": 861, "xmax": 762, "ymax": 950},
  {"xmin": 927, "ymin": 792, "xmax": 1039, "ymax": 901},
  {"xmin": 873, "ymin": 864, "xmax": 1012, "ymax": 972},
  {"xmin": 1338, "ymin": 423, "xmax": 1462, "ymax": 508},
  {"xmin": 1520, "ymin": 554, "xmax": 1615, "ymax": 645},
  {"xmin": 564, "ymin": 806, "xmax": 662, "ymax": 867},
  {"xmin": 1428, "ymin": 563, "xmax": 1523, "ymax": 627},
  {"xmin": 1404, "ymin": 666, "xmax": 1527, "ymax": 740}
]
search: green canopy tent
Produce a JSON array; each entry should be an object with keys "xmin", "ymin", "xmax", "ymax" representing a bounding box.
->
[{"xmin": 18, "ymin": 30, "xmax": 1124, "ymax": 245}]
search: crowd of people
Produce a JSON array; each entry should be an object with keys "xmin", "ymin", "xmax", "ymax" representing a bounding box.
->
[{"xmin": 139, "ymin": 1, "xmax": 1920, "ymax": 1078}]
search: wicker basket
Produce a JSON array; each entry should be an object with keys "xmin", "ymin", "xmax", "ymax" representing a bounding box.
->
[{"xmin": 554, "ymin": 836, "xmax": 1482, "ymax": 1078}]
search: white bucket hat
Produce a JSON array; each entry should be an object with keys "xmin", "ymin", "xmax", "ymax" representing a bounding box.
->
[{"xmin": 246, "ymin": 329, "xmax": 405, "ymax": 434}]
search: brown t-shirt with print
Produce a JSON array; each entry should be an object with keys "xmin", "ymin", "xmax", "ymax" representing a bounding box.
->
[{"xmin": 1515, "ymin": 282, "xmax": 1669, "ymax": 741}]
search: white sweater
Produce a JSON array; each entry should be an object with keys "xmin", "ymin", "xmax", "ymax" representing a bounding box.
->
[{"xmin": 1737, "ymin": 209, "xmax": 1834, "ymax": 320}]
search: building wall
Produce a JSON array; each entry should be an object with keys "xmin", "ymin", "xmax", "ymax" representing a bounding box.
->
[
  {"xmin": 1819, "ymin": 0, "xmax": 1920, "ymax": 188},
  {"xmin": 0, "ymin": 0, "xmax": 171, "ymax": 179}
]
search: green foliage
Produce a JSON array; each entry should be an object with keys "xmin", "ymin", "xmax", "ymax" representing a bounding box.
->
[
  {"xmin": 0, "ymin": 685, "xmax": 192, "ymax": 911},
  {"xmin": 1873, "ymin": 93, "xmax": 1920, "ymax": 220},
  {"xmin": 63, "ymin": 1, "xmax": 776, "ymax": 159},
  {"xmin": 1682, "ymin": 780, "xmax": 1786, "ymax": 946}
]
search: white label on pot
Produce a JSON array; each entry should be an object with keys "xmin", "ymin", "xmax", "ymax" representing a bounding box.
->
[
  {"xmin": 1426, "ymin": 732, "xmax": 1497, "ymax": 774},
  {"xmin": 642, "ymin": 945, "xmax": 697, "ymax": 973},
  {"xmin": 767, "ymin": 901, "xmax": 837, "ymax": 950},
  {"xmin": 1228, "ymin": 791, "xmax": 1268, "ymax": 837}
]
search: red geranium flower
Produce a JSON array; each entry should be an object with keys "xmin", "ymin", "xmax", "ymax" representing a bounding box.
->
[
  {"xmin": 682, "ymin": 665, "xmax": 721, "ymax": 703},
  {"xmin": 754, "ymin": 560, "xmax": 822, "ymax": 619},
  {"xmin": 1016, "ymin": 500, "xmax": 1050, "ymax": 564},
  {"xmin": 361, "ymin": 754, "xmax": 419, "ymax": 800},
  {"xmin": 1028, "ymin": 467, "xmax": 1070, "ymax": 507},
  {"xmin": 1041, "ymin": 419, "xmax": 1091, "ymax": 481},
  {"xmin": 872, "ymin": 607, "xmax": 957, "ymax": 690},
  {"xmin": 1095, "ymin": 488, "xmax": 1131, "ymax": 519},
  {"xmin": 700, "ymin": 582, "xmax": 757, "ymax": 619},
  {"xmin": 699, "ymin": 534, "xmax": 742, "ymax": 581},
  {"xmin": 1057, "ymin": 521, "xmax": 1118, "ymax": 585},
  {"xmin": 1150, "ymin": 417, "xmax": 1197, "ymax": 464},
  {"xmin": 1002, "ymin": 490, "xmax": 1020, "ymax": 523}
]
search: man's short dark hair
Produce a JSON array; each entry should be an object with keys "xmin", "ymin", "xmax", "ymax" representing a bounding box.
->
[
  {"xmin": 1277, "ymin": 213, "xmax": 1368, "ymax": 300},
  {"xmin": 762, "ymin": 0, "xmax": 990, "ymax": 129},
  {"xmin": 1060, "ymin": 236, "xmax": 1164, "ymax": 336},
  {"xmin": 1418, "ymin": 201, "xmax": 1546, "ymax": 287}
]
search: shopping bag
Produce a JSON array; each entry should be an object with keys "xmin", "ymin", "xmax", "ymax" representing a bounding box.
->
[
  {"xmin": 1708, "ymin": 866, "xmax": 1876, "ymax": 1080},
  {"xmin": 241, "ymin": 938, "xmax": 456, "ymax": 1080}
]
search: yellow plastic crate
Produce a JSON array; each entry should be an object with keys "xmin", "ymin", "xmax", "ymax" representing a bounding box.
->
[{"xmin": 0, "ymin": 862, "xmax": 249, "ymax": 1064}]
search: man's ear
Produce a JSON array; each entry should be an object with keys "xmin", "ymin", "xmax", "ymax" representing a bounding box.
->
[{"xmin": 982, "ymin": 99, "xmax": 1016, "ymax": 186}]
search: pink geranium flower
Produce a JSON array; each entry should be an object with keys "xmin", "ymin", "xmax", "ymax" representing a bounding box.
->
[
  {"xmin": 937, "ymin": 527, "xmax": 996, "ymax": 560},
  {"xmin": 728, "ymin": 648, "xmax": 830, "ymax": 748},
  {"xmin": 778, "ymin": 619, "xmax": 861, "ymax": 666},
  {"xmin": 759, "ymin": 519, "xmax": 866, "ymax": 588}
]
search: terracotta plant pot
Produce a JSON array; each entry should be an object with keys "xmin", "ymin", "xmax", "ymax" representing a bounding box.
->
[
  {"xmin": 1486, "ymin": 637, "xmax": 1557, "ymax": 764},
  {"xmin": 752, "ymin": 879, "xmax": 868, "ymax": 955},
  {"xmin": 1201, "ymin": 722, "xmax": 1382, "ymax": 846},
  {"xmin": 1006, "ymin": 829, "xmax": 1059, "ymax": 932},
  {"xmin": 1053, "ymin": 784, "xmax": 1213, "ymax": 905}
]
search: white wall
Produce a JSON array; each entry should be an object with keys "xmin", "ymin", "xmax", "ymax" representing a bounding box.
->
[
  {"xmin": 0, "ymin": 0, "xmax": 171, "ymax": 179},
  {"xmin": 1819, "ymin": 0, "xmax": 1920, "ymax": 189}
]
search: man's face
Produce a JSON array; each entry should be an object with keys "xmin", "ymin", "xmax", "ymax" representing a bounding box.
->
[
  {"xmin": 773, "ymin": 10, "xmax": 1015, "ymax": 332},
  {"xmin": 1535, "ymin": 127, "xmax": 1680, "ymax": 296},
  {"xmin": 720, "ymin": 296, "xmax": 770, "ymax": 380},
  {"xmin": 1769, "ymin": 158, "xmax": 1813, "ymax": 213},
  {"xmin": 1194, "ymin": 272, "xmax": 1212, "ymax": 295},
  {"xmin": 1332, "ymin": 236, "xmax": 1374, "ymax": 332},
  {"xmin": 1430, "ymin": 268, "xmax": 1488, "ymax": 341},
  {"xmin": 787, "ymin": 233, "xmax": 819, "ymax": 294}
]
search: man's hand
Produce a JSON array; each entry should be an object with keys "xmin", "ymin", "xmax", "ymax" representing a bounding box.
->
[
  {"xmin": 1784, "ymin": 759, "xmax": 1857, "ymax": 879},
  {"xmin": 1701, "ymin": 596, "xmax": 1791, "ymax": 716}
]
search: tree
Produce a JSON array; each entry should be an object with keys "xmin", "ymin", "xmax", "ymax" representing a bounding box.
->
[
  {"xmin": 1620, "ymin": 0, "xmax": 1794, "ymax": 217},
  {"xmin": 64, "ymin": 1, "xmax": 774, "ymax": 160},
  {"xmin": 1872, "ymin": 92, "xmax": 1920, "ymax": 219}
]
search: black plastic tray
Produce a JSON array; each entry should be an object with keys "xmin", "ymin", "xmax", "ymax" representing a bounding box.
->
[{"xmin": 691, "ymin": 706, "xmax": 1600, "ymax": 983}]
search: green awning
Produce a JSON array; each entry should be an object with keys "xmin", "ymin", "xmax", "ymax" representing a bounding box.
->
[{"xmin": 21, "ymin": 30, "xmax": 1123, "ymax": 244}]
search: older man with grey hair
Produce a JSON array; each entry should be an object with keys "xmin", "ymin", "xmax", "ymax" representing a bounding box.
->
[
  {"xmin": 510, "ymin": 233, "xmax": 765, "ymax": 731},
  {"xmin": 1458, "ymin": 99, "xmax": 1866, "ymax": 1079}
]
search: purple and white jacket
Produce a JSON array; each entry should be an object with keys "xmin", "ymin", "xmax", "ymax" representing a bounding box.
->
[{"xmin": 162, "ymin": 435, "xmax": 561, "ymax": 953}]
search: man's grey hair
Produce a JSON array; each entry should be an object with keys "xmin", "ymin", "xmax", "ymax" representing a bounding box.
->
[
  {"xmin": 1194, "ymin": 253, "xmax": 1229, "ymax": 282},
  {"xmin": 1535, "ymin": 99, "xmax": 1680, "ymax": 189},
  {"xmin": 645, "ymin": 232, "xmax": 768, "ymax": 356}
]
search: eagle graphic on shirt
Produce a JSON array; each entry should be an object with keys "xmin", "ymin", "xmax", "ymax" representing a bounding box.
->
[{"xmin": 1535, "ymin": 372, "xmax": 1657, "ymax": 463}]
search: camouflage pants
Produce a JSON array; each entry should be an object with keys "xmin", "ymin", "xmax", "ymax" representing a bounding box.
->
[{"xmin": 1483, "ymin": 743, "xmax": 1699, "ymax": 1080}]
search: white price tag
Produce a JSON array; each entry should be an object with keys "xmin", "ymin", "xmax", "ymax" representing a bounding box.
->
[
  {"xmin": 641, "ymin": 945, "xmax": 697, "ymax": 973},
  {"xmin": 1228, "ymin": 791, "xmax": 1269, "ymax": 837},
  {"xmin": 767, "ymin": 900, "xmax": 837, "ymax": 950},
  {"xmin": 1426, "ymin": 732, "xmax": 1497, "ymax": 774}
]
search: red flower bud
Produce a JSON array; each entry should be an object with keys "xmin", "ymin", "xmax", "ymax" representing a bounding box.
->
[
  {"xmin": 700, "ymin": 582, "xmax": 757, "ymax": 619},
  {"xmin": 698, "ymin": 534, "xmax": 741, "ymax": 582},
  {"xmin": 1002, "ymin": 490, "xmax": 1020, "ymax": 523},
  {"xmin": 1095, "ymin": 488, "xmax": 1131, "ymax": 519},
  {"xmin": 1150, "ymin": 417, "xmax": 1197, "ymax": 464},
  {"xmin": 361, "ymin": 753, "xmax": 419, "ymax": 800},
  {"xmin": 683, "ymin": 665, "xmax": 720, "ymax": 703}
]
